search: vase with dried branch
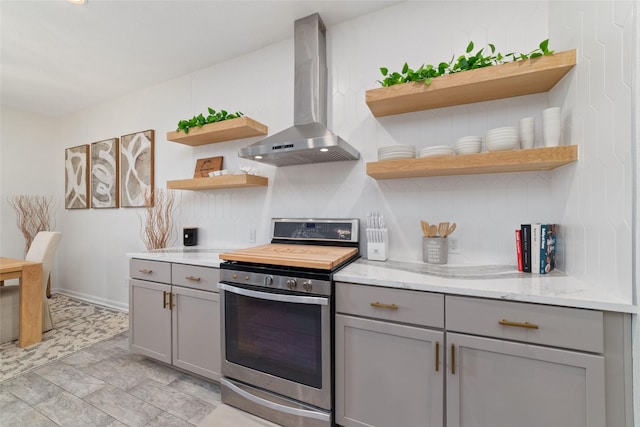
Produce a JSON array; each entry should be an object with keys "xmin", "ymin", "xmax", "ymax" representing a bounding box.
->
[
  {"xmin": 9, "ymin": 195, "xmax": 55, "ymax": 255},
  {"xmin": 140, "ymin": 188, "xmax": 176, "ymax": 250}
]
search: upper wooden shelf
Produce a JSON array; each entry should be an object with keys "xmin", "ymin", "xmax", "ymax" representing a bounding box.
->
[
  {"xmin": 365, "ymin": 49, "xmax": 577, "ymax": 117},
  {"xmin": 166, "ymin": 116, "xmax": 268, "ymax": 146},
  {"xmin": 366, "ymin": 145, "xmax": 578, "ymax": 179},
  {"xmin": 166, "ymin": 174, "xmax": 268, "ymax": 190}
]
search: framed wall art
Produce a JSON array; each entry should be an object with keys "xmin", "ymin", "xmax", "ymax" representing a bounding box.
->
[
  {"xmin": 90, "ymin": 137, "xmax": 119, "ymax": 208},
  {"xmin": 64, "ymin": 144, "xmax": 90, "ymax": 209},
  {"xmin": 194, "ymin": 156, "xmax": 223, "ymax": 178},
  {"xmin": 120, "ymin": 129, "xmax": 154, "ymax": 207}
]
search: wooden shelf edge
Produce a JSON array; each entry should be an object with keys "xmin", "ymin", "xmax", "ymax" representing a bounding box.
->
[
  {"xmin": 366, "ymin": 145, "xmax": 578, "ymax": 179},
  {"xmin": 366, "ymin": 49, "xmax": 577, "ymax": 117},
  {"xmin": 166, "ymin": 116, "xmax": 268, "ymax": 146},
  {"xmin": 166, "ymin": 174, "xmax": 268, "ymax": 190}
]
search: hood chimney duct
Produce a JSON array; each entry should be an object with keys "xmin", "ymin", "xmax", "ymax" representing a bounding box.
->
[{"xmin": 238, "ymin": 13, "xmax": 359, "ymax": 167}]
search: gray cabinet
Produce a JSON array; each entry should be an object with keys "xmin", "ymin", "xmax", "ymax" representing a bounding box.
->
[
  {"xmin": 446, "ymin": 295, "xmax": 631, "ymax": 427},
  {"xmin": 129, "ymin": 258, "xmax": 221, "ymax": 381},
  {"xmin": 335, "ymin": 284, "xmax": 632, "ymax": 427},
  {"xmin": 335, "ymin": 283, "xmax": 445, "ymax": 427},
  {"xmin": 446, "ymin": 332, "xmax": 605, "ymax": 427}
]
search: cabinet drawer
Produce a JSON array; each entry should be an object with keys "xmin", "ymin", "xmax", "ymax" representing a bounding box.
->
[
  {"xmin": 171, "ymin": 263, "xmax": 220, "ymax": 292},
  {"xmin": 336, "ymin": 282, "xmax": 444, "ymax": 328},
  {"xmin": 446, "ymin": 296, "xmax": 603, "ymax": 353},
  {"xmin": 130, "ymin": 259, "xmax": 171, "ymax": 283}
]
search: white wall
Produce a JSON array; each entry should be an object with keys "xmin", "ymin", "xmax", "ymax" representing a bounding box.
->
[
  {"xmin": 0, "ymin": 106, "xmax": 61, "ymax": 284},
  {"xmin": 634, "ymin": 0, "xmax": 639, "ymax": 420},
  {"xmin": 0, "ymin": 1, "xmax": 635, "ymax": 311}
]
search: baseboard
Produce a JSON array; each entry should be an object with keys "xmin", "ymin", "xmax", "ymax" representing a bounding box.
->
[{"xmin": 53, "ymin": 289, "xmax": 129, "ymax": 313}]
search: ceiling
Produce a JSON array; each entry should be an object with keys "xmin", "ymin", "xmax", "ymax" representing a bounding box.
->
[{"xmin": 0, "ymin": 0, "xmax": 400, "ymax": 117}]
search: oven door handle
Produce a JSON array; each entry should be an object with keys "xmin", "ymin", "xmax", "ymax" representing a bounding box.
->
[
  {"xmin": 221, "ymin": 378, "xmax": 331, "ymax": 422},
  {"xmin": 217, "ymin": 282, "xmax": 329, "ymax": 306}
]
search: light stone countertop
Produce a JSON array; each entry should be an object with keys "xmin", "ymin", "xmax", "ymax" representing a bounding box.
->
[
  {"xmin": 126, "ymin": 249, "xmax": 636, "ymax": 314},
  {"xmin": 127, "ymin": 247, "xmax": 235, "ymax": 268},
  {"xmin": 335, "ymin": 259, "xmax": 637, "ymax": 314}
]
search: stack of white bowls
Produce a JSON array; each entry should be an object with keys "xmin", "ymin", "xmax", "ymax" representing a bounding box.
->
[
  {"xmin": 454, "ymin": 136, "xmax": 482, "ymax": 154},
  {"xmin": 418, "ymin": 145, "xmax": 455, "ymax": 158},
  {"xmin": 519, "ymin": 117, "xmax": 535, "ymax": 149},
  {"xmin": 484, "ymin": 126, "xmax": 519, "ymax": 152},
  {"xmin": 378, "ymin": 144, "xmax": 416, "ymax": 160},
  {"xmin": 541, "ymin": 107, "xmax": 561, "ymax": 147}
]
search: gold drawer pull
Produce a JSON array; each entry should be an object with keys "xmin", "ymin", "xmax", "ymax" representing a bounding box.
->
[
  {"xmin": 499, "ymin": 319, "xmax": 539, "ymax": 329},
  {"xmin": 169, "ymin": 292, "xmax": 174, "ymax": 310},
  {"xmin": 163, "ymin": 290, "xmax": 168, "ymax": 308},
  {"xmin": 185, "ymin": 276, "xmax": 201, "ymax": 282},
  {"xmin": 139, "ymin": 269, "xmax": 152, "ymax": 274},
  {"xmin": 370, "ymin": 302, "xmax": 399, "ymax": 310},
  {"xmin": 435, "ymin": 341, "xmax": 440, "ymax": 372}
]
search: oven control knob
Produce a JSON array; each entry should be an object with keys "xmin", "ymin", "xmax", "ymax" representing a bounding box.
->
[
  {"xmin": 286, "ymin": 279, "xmax": 297, "ymax": 290},
  {"xmin": 302, "ymin": 280, "xmax": 313, "ymax": 292},
  {"xmin": 264, "ymin": 275, "xmax": 274, "ymax": 287}
]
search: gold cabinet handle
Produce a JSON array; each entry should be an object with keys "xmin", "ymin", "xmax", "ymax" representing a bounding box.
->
[
  {"xmin": 435, "ymin": 341, "xmax": 440, "ymax": 372},
  {"xmin": 139, "ymin": 269, "xmax": 152, "ymax": 274},
  {"xmin": 185, "ymin": 276, "xmax": 201, "ymax": 282},
  {"xmin": 169, "ymin": 292, "xmax": 174, "ymax": 310},
  {"xmin": 163, "ymin": 290, "xmax": 168, "ymax": 308},
  {"xmin": 499, "ymin": 319, "xmax": 539, "ymax": 329},
  {"xmin": 451, "ymin": 344, "xmax": 456, "ymax": 375},
  {"xmin": 370, "ymin": 302, "xmax": 399, "ymax": 310}
]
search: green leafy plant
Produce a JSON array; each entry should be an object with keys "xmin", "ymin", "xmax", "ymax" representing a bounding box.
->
[
  {"xmin": 176, "ymin": 108, "xmax": 244, "ymax": 134},
  {"xmin": 378, "ymin": 39, "xmax": 554, "ymax": 87}
]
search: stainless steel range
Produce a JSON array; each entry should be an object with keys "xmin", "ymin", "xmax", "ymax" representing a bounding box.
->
[{"xmin": 217, "ymin": 218, "xmax": 360, "ymax": 427}]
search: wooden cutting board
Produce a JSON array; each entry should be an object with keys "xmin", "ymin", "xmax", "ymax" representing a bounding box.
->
[{"xmin": 219, "ymin": 244, "xmax": 358, "ymax": 270}]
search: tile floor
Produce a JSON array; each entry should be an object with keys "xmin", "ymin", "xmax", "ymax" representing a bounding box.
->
[{"xmin": 0, "ymin": 332, "xmax": 221, "ymax": 427}]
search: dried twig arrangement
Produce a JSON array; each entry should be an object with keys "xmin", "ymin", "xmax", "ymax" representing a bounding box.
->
[
  {"xmin": 140, "ymin": 188, "xmax": 176, "ymax": 250},
  {"xmin": 9, "ymin": 195, "xmax": 55, "ymax": 254}
]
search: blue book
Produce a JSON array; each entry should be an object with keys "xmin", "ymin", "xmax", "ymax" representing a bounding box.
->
[
  {"xmin": 540, "ymin": 224, "xmax": 547, "ymax": 274},
  {"xmin": 541, "ymin": 224, "xmax": 557, "ymax": 274}
]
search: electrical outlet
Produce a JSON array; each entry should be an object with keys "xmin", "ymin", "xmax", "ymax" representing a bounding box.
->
[
  {"xmin": 449, "ymin": 238, "xmax": 460, "ymax": 254},
  {"xmin": 249, "ymin": 228, "xmax": 256, "ymax": 243},
  {"xmin": 123, "ymin": 278, "xmax": 129, "ymax": 288}
]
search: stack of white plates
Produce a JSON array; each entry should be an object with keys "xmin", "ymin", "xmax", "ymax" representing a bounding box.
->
[
  {"xmin": 378, "ymin": 145, "xmax": 416, "ymax": 160},
  {"xmin": 454, "ymin": 136, "xmax": 482, "ymax": 154},
  {"xmin": 484, "ymin": 126, "xmax": 518, "ymax": 152},
  {"xmin": 418, "ymin": 145, "xmax": 455, "ymax": 158}
]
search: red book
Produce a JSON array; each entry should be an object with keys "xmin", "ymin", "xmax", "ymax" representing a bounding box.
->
[{"xmin": 515, "ymin": 229, "xmax": 523, "ymax": 271}]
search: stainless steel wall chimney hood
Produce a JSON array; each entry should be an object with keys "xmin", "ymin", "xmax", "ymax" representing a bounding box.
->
[{"xmin": 238, "ymin": 13, "xmax": 359, "ymax": 167}]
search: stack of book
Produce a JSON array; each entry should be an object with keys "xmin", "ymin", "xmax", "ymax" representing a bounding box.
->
[{"xmin": 515, "ymin": 224, "xmax": 557, "ymax": 274}]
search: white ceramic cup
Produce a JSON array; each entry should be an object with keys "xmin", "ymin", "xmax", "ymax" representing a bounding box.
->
[
  {"xmin": 519, "ymin": 117, "xmax": 535, "ymax": 149},
  {"xmin": 542, "ymin": 107, "xmax": 561, "ymax": 147}
]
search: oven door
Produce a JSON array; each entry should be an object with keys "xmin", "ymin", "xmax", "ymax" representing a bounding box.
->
[{"xmin": 218, "ymin": 282, "xmax": 332, "ymax": 411}]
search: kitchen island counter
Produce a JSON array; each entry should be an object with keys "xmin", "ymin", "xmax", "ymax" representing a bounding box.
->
[{"xmin": 335, "ymin": 259, "xmax": 636, "ymax": 314}]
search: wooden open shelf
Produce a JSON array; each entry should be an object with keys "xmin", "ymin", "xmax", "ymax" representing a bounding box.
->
[
  {"xmin": 166, "ymin": 116, "xmax": 268, "ymax": 146},
  {"xmin": 366, "ymin": 145, "xmax": 578, "ymax": 179},
  {"xmin": 166, "ymin": 174, "xmax": 268, "ymax": 190},
  {"xmin": 366, "ymin": 49, "xmax": 577, "ymax": 117}
]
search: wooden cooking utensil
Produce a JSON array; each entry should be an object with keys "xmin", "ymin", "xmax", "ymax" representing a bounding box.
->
[
  {"xmin": 429, "ymin": 225, "xmax": 437, "ymax": 237},
  {"xmin": 445, "ymin": 223, "xmax": 456, "ymax": 237},
  {"xmin": 420, "ymin": 220, "xmax": 430, "ymax": 237},
  {"xmin": 438, "ymin": 222, "xmax": 449, "ymax": 238}
]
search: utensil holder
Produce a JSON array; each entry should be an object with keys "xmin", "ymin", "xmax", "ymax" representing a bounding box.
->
[
  {"xmin": 367, "ymin": 228, "xmax": 388, "ymax": 261},
  {"xmin": 423, "ymin": 237, "xmax": 448, "ymax": 264}
]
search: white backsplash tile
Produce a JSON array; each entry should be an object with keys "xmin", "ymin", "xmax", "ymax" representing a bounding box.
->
[{"xmin": 29, "ymin": 0, "xmax": 632, "ymax": 304}]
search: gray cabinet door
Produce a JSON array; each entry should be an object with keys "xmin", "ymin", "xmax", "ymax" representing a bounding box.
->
[
  {"xmin": 172, "ymin": 286, "xmax": 221, "ymax": 381},
  {"xmin": 129, "ymin": 278, "xmax": 172, "ymax": 363},
  {"xmin": 446, "ymin": 332, "xmax": 606, "ymax": 427},
  {"xmin": 336, "ymin": 314, "xmax": 444, "ymax": 427}
]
